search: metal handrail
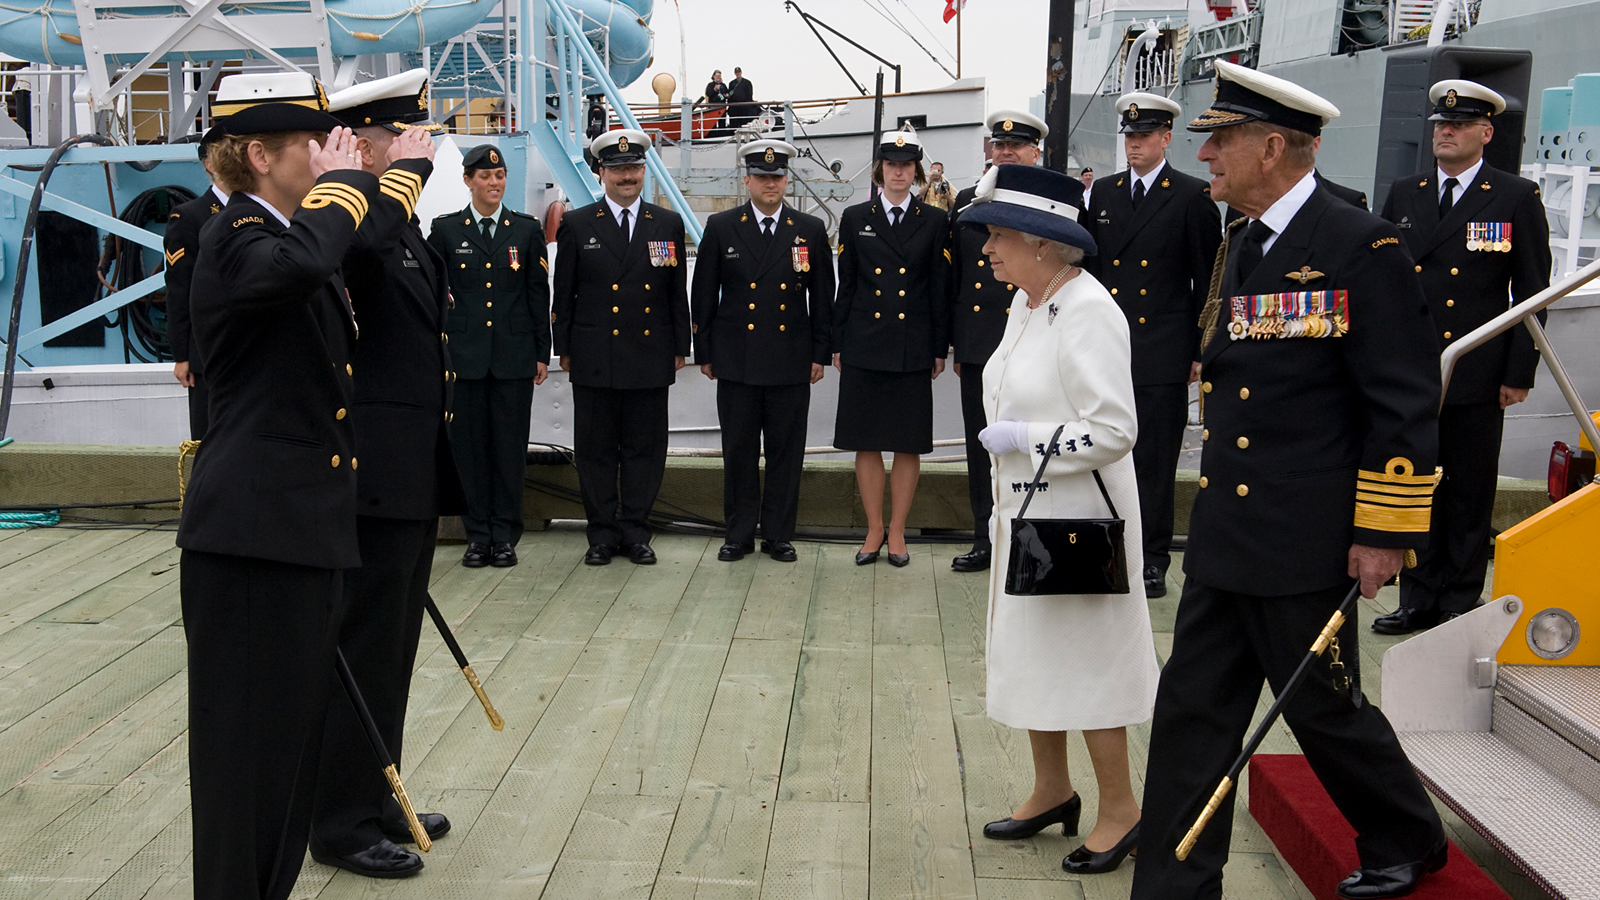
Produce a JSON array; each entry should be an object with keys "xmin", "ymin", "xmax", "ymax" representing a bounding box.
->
[{"xmin": 1440, "ymin": 257, "xmax": 1600, "ymax": 453}]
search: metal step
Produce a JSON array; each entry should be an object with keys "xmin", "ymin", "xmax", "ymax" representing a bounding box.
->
[
  {"xmin": 1493, "ymin": 695, "xmax": 1600, "ymax": 810},
  {"xmin": 1498, "ymin": 665, "xmax": 1600, "ymax": 762},
  {"xmin": 1401, "ymin": 730, "xmax": 1600, "ymax": 900}
]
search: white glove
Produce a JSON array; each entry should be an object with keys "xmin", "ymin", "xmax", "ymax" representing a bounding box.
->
[{"xmin": 978, "ymin": 420, "xmax": 1031, "ymax": 457}]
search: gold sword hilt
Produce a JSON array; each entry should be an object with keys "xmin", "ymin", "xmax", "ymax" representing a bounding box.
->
[
  {"xmin": 382, "ymin": 764, "xmax": 432, "ymax": 853},
  {"xmin": 1176, "ymin": 776, "xmax": 1234, "ymax": 861},
  {"xmin": 463, "ymin": 664, "xmax": 505, "ymax": 731}
]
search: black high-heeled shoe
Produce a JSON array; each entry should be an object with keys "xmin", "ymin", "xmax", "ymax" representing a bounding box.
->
[
  {"xmin": 887, "ymin": 551, "xmax": 910, "ymax": 567},
  {"xmin": 856, "ymin": 536, "xmax": 884, "ymax": 565},
  {"xmin": 1062, "ymin": 821, "xmax": 1139, "ymax": 874},
  {"xmin": 982, "ymin": 794, "xmax": 1081, "ymax": 840}
]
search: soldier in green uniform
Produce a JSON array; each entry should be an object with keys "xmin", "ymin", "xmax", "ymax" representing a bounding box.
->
[{"xmin": 428, "ymin": 144, "xmax": 551, "ymax": 568}]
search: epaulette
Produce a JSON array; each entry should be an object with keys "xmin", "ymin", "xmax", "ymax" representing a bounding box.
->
[{"xmin": 509, "ymin": 209, "xmax": 540, "ymax": 222}]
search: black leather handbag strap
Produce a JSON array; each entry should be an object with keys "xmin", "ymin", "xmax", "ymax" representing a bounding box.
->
[{"xmin": 1015, "ymin": 424, "xmax": 1119, "ymax": 520}]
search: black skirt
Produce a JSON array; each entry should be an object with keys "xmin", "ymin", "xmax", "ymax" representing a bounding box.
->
[{"xmin": 833, "ymin": 364, "xmax": 933, "ymax": 454}]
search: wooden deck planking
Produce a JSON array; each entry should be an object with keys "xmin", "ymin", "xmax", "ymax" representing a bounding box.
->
[{"xmin": 0, "ymin": 524, "xmax": 1453, "ymax": 900}]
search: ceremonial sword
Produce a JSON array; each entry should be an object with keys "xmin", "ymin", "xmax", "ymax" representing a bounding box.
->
[
  {"xmin": 1176, "ymin": 579, "xmax": 1364, "ymax": 860},
  {"xmin": 334, "ymin": 648, "xmax": 433, "ymax": 852},
  {"xmin": 423, "ymin": 595, "xmax": 505, "ymax": 731}
]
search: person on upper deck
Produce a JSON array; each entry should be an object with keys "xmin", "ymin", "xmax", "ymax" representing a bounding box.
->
[{"xmin": 964, "ymin": 162, "xmax": 1158, "ymax": 877}]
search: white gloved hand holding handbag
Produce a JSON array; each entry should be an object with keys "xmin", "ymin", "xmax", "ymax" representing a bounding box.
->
[{"xmin": 978, "ymin": 420, "xmax": 1031, "ymax": 458}]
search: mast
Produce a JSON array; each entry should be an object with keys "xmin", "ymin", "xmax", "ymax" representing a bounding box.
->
[
  {"xmin": 1043, "ymin": 0, "xmax": 1075, "ymax": 173},
  {"xmin": 956, "ymin": 2, "xmax": 962, "ymax": 79}
]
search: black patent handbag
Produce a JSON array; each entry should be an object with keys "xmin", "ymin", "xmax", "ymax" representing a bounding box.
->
[{"xmin": 1004, "ymin": 425, "xmax": 1131, "ymax": 596}]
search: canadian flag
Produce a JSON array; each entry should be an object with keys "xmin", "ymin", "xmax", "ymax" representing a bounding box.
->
[{"xmin": 943, "ymin": 0, "xmax": 967, "ymax": 24}]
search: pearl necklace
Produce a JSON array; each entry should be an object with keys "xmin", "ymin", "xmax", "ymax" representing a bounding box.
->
[{"xmin": 1027, "ymin": 265, "xmax": 1075, "ymax": 309}]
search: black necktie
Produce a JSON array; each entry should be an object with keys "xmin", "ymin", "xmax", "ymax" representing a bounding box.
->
[
  {"xmin": 1438, "ymin": 177, "xmax": 1459, "ymax": 219},
  {"xmin": 890, "ymin": 207, "xmax": 903, "ymax": 227},
  {"xmin": 619, "ymin": 207, "xmax": 631, "ymax": 240},
  {"xmin": 1132, "ymin": 179, "xmax": 1145, "ymax": 209},
  {"xmin": 1237, "ymin": 219, "xmax": 1273, "ymax": 285},
  {"xmin": 761, "ymin": 216, "xmax": 775, "ymax": 240},
  {"xmin": 479, "ymin": 217, "xmax": 492, "ymax": 239}
]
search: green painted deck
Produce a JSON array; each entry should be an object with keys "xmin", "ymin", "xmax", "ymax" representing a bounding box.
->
[{"xmin": 0, "ymin": 524, "xmax": 1527, "ymax": 899}]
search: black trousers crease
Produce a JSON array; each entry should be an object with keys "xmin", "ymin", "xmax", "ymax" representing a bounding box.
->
[
  {"xmin": 573, "ymin": 383, "xmax": 669, "ymax": 548},
  {"xmin": 1131, "ymin": 579, "xmax": 1442, "ymax": 900},
  {"xmin": 311, "ymin": 516, "xmax": 437, "ymax": 855},
  {"xmin": 718, "ymin": 379, "xmax": 810, "ymax": 545},
  {"xmin": 182, "ymin": 550, "xmax": 344, "ymax": 900}
]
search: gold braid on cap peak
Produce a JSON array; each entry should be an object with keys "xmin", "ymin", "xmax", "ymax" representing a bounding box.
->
[{"xmin": 1354, "ymin": 458, "xmax": 1442, "ymax": 533}]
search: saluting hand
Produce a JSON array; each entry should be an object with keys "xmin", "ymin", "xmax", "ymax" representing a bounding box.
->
[
  {"xmin": 386, "ymin": 125, "xmax": 437, "ymax": 165},
  {"xmin": 310, "ymin": 127, "xmax": 361, "ymax": 178}
]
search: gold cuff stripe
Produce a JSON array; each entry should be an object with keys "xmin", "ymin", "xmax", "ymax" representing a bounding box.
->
[
  {"xmin": 1356, "ymin": 491, "xmax": 1432, "ymax": 507},
  {"xmin": 1354, "ymin": 503, "xmax": 1432, "ymax": 532},
  {"xmin": 211, "ymin": 97, "xmax": 324, "ymax": 117},
  {"xmin": 1355, "ymin": 480, "xmax": 1437, "ymax": 497},
  {"xmin": 379, "ymin": 169, "xmax": 423, "ymax": 199},
  {"xmin": 302, "ymin": 184, "xmax": 369, "ymax": 226},
  {"xmin": 1357, "ymin": 467, "xmax": 1441, "ymax": 486},
  {"xmin": 379, "ymin": 184, "xmax": 416, "ymax": 217}
]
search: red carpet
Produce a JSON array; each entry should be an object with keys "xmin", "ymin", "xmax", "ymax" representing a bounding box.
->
[{"xmin": 1247, "ymin": 754, "xmax": 1510, "ymax": 900}]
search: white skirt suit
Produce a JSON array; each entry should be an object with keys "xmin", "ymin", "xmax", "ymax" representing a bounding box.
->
[{"xmin": 982, "ymin": 272, "xmax": 1160, "ymax": 732}]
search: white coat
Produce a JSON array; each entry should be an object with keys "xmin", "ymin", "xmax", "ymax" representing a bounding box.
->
[{"xmin": 982, "ymin": 272, "xmax": 1160, "ymax": 732}]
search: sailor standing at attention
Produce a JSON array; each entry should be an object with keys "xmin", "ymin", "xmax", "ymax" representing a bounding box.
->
[
  {"xmin": 305, "ymin": 70, "xmax": 462, "ymax": 880},
  {"xmin": 553, "ymin": 129, "xmax": 691, "ymax": 566},
  {"xmin": 1373, "ymin": 79, "xmax": 1551, "ymax": 636},
  {"xmin": 692, "ymin": 140, "xmax": 834, "ymax": 562},
  {"xmin": 1081, "ymin": 91, "xmax": 1222, "ymax": 598},
  {"xmin": 164, "ymin": 127, "xmax": 230, "ymax": 439},
  {"xmin": 428, "ymin": 143, "xmax": 551, "ymax": 569},
  {"xmin": 947, "ymin": 108, "xmax": 1046, "ymax": 573},
  {"xmin": 1130, "ymin": 61, "xmax": 1447, "ymax": 900},
  {"xmin": 175, "ymin": 72, "xmax": 377, "ymax": 900},
  {"xmin": 832, "ymin": 128, "xmax": 951, "ymax": 567}
]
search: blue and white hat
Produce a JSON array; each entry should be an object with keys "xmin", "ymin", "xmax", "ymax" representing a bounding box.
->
[{"xmin": 958, "ymin": 163, "xmax": 1095, "ymax": 255}]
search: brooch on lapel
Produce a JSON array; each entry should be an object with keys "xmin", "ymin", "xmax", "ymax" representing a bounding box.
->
[
  {"xmin": 1285, "ymin": 266, "xmax": 1325, "ymax": 285},
  {"xmin": 1160, "ymin": 178, "xmax": 1170, "ymax": 188},
  {"xmin": 1047, "ymin": 302, "xmax": 1059, "ymax": 326}
]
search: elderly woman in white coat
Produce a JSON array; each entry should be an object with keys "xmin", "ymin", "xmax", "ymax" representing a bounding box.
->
[{"xmin": 961, "ymin": 163, "xmax": 1160, "ymax": 875}]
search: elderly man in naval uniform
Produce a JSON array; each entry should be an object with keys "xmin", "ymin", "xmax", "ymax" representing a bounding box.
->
[{"xmin": 1131, "ymin": 61, "xmax": 1448, "ymax": 900}]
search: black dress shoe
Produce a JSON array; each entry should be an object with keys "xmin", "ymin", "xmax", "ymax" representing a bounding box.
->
[
  {"xmin": 310, "ymin": 839, "xmax": 423, "ymax": 878},
  {"xmin": 761, "ymin": 540, "xmax": 798, "ymax": 562},
  {"xmin": 625, "ymin": 543, "xmax": 657, "ymax": 565},
  {"xmin": 855, "ymin": 549, "xmax": 880, "ymax": 565},
  {"xmin": 490, "ymin": 541, "xmax": 517, "ymax": 567},
  {"xmin": 951, "ymin": 546, "xmax": 991, "ymax": 572},
  {"xmin": 718, "ymin": 542, "xmax": 752, "ymax": 562},
  {"xmin": 381, "ymin": 811, "xmax": 451, "ymax": 844},
  {"xmin": 1144, "ymin": 564, "xmax": 1167, "ymax": 598},
  {"xmin": 1336, "ymin": 840, "xmax": 1447, "ymax": 899},
  {"xmin": 887, "ymin": 551, "xmax": 910, "ymax": 567},
  {"xmin": 982, "ymin": 794, "xmax": 1081, "ymax": 840},
  {"xmin": 584, "ymin": 544, "xmax": 614, "ymax": 566},
  {"xmin": 462, "ymin": 542, "xmax": 490, "ymax": 568},
  {"xmin": 1062, "ymin": 820, "xmax": 1139, "ymax": 874},
  {"xmin": 1371, "ymin": 607, "xmax": 1439, "ymax": 636}
]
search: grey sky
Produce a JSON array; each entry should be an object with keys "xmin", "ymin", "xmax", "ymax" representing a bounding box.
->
[{"xmin": 620, "ymin": 0, "xmax": 1054, "ymax": 112}]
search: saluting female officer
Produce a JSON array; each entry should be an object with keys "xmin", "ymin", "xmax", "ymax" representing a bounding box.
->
[
  {"xmin": 832, "ymin": 129, "xmax": 952, "ymax": 567},
  {"xmin": 174, "ymin": 72, "xmax": 380, "ymax": 900}
]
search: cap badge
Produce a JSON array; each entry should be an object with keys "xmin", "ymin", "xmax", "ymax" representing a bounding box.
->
[
  {"xmin": 894, "ymin": 135, "xmax": 906, "ymax": 147},
  {"xmin": 1445, "ymin": 90, "xmax": 1458, "ymax": 108},
  {"xmin": 419, "ymin": 82, "xmax": 429, "ymax": 110},
  {"xmin": 488, "ymin": 149, "xmax": 500, "ymax": 164},
  {"xmin": 617, "ymin": 137, "xmax": 629, "ymax": 153},
  {"xmin": 1002, "ymin": 119, "xmax": 1014, "ymax": 132},
  {"xmin": 1127, "ymin": 104, "xmax": 1139, "ymax": 121},
  {"xmin": 764, "ymin": 148, "xmax": 775, "ymax": 163}
]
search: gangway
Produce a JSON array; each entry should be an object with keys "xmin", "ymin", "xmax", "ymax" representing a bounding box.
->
[{"xmin": 1382, "ymin": 256, "xmax": 1600, "ymax": 900}]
